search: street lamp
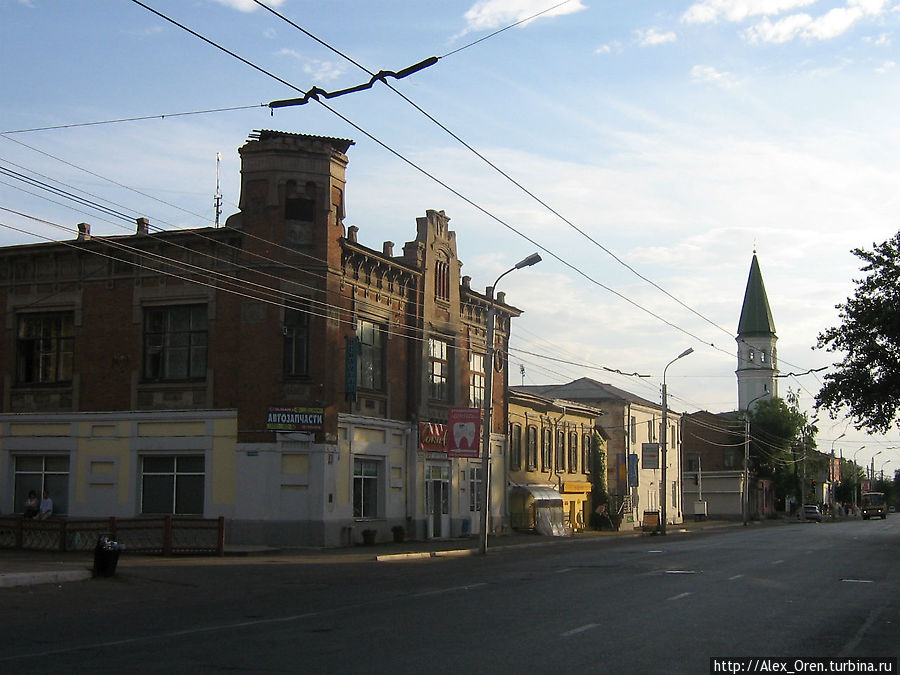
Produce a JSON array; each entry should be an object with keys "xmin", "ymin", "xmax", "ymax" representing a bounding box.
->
[
  {"xmin": 479, "ymin": 252, "xmax": 541, "ymax": 555},
  {"xmin": 852, "ymin": 446, "xmax": 865, "ymax": 508},
  {"xmin": 743, "ymin": 391, "xmax": 770, "ymax": 526},
  {"xmin": 660, "ymin": 347, "xmax": 693, "ymax": 535},
  {"xmin": 870, "ymin": 450, "xmax": 882, "ymax": 481},
  {"xmin": 879, "ymin": 459, "xmax": 892, "ymax": 481}
]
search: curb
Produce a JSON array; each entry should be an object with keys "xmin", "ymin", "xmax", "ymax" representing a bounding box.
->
[{"xmin": 0, "ymin": 569, "xmax": 92, "ymax": 588}]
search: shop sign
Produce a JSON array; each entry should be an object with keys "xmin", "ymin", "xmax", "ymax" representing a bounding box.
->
[
  {"xmin": 642, "ymin": 442, "xmax": 659, "ymax": 470},
  {"xmin": 419, "ymin": 422, "xmax": 448, "ymax": 452},
  {"xmin": 266, "ymin": 406, "xmax": 324, "ymax": 432}
]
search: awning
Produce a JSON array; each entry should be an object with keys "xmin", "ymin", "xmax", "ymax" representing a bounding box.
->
[{"xmin": 511, "ymin": 485, "xmax": 563, "ymax": 505}]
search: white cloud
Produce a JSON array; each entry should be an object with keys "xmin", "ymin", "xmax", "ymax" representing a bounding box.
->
[
  {"xmin": 636, "ymin": 27, "xmax": 677, "ymax": 46},
  {"xmin": 745, "ymin": 13, "xmax": 813, "ymax": 43},
  {"xmin": 210, "ymin": 0, "xmax": 286, "ymax": 11},
  {"xmin": 595, "ymin": 41, "xmax": 623, "ymax": 55},
  {"xmin": 461, "ymin": 0, "xmax": 587, "ymax": 34},
  {"xmin": 691, "ymin": 64, "xmax": 737, "ymax": 86},
  {"xmin": 744, "ymin": 0, "xmax": 891, "ymax": 43},
  {"xmin": 303, "ymin": 59, "xmax": 345, "ymax": 83},
  {"xmin": 875, "ymin": 59, "xmax": 897, "ymax": 72},
  {"xmin": 864, "ymin": 32, "xmax": 892, "ymax": 45},
  {"xmin": 682, "ymin": 0, "xmax": 817, "ymax": 24},
  {"xmin": 276, "ymin": 50, "xmax": 345, "ymax": 83}
]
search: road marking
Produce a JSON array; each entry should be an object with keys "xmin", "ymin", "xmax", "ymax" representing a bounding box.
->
[
  {"xmin": 413, "ymin": 582, "xmax": 488, "ymax": 597},
  {"xmin": 556, "ymin": 567, "xmax": 574, "ymax": 574},
  {"xmin": 771, "ymin": 559, "xmax": 784, "ymax": 565},
  {"xmin": 665, "ymin": 570, "xmax": 698, "ymax": 575},
  {"xmin": 561, "ymin": 623, "xmax": 600, "ymax": 637},
  {"xmin": 729, "ymin": 574, "xmax": 744, "ymax": 581},
  {"xmin": 667, "ymin": 592, "xmax": 692, "ymax": 601},
  {"xmin": 647, "ymin": 550, "xmax": 664, "ymax": 554},
  {"xmin": 841, "ymin": 579, "xmax": 873, "ymax": 583}
]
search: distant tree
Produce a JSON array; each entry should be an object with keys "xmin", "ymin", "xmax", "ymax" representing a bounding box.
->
[
  {"xmin": 742, "ymin": 394, "xmax": 812, "ymax": 507},
  {"xmin": 815, "ymin": 231, "xmax": 900, "ymax": 434}
]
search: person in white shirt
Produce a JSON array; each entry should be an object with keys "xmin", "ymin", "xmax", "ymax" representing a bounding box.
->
[{"xmin": 36, "ymin": 490, "xmax": 53, "ymax": 520}]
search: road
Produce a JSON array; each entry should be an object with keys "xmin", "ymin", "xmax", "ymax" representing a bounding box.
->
[{"xmin": 1, "ymin": 518, "xmax": 897, "ymax": 674}]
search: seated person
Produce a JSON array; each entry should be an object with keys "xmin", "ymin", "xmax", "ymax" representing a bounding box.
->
[
  {"xmin": 35, "ymin": 490, "xmax": 53, "ymax": 520},
  {"xmin": 23, "ymin": 490, "xmax": 39, "ymax": 518}
]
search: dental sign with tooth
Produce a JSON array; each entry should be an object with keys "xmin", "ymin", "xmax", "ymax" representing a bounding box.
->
[{"xmin": 446, "ymin": 407, "xmax": 482, "ymax": 458}]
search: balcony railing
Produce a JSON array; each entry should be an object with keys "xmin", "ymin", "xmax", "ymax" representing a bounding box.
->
[{"xmin": 0, "ymin": 515, "xmax": 225, "ymax": 555}]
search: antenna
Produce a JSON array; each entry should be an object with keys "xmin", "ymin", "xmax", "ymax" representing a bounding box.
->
[
  {"xmin": 519, "ymin": 364, "xmax": 525, "ymax": 386},
  {"xmin": 214, "ymin": 152, "xmax": 222, "ymax": 228}
]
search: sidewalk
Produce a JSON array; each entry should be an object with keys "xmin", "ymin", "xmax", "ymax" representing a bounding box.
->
[{"xmin": 0, "ymin": 518, "xmax": 749, "ymax": 589}]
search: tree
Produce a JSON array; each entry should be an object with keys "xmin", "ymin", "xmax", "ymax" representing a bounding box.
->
[
  {"xmin": 815, "ymin": 231, "xmax": 900, "ymax": 434},
  {"xmin": 746, "ymin": 394, "xmax": 811, "ymax": 507}
]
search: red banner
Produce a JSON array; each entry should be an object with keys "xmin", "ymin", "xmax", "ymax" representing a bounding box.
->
[
  {"xmin": 447, "ymin": 407, "xmax": 481, "ymax": 458},
  {"xmin": 418, "ymin": 422, "xmax": 448, "ymax": 452}
]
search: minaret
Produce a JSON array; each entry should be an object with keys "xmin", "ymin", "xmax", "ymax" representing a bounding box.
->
[{"xmin": 736, "ymin": 252, "xmax": 778, "ymax": 411}]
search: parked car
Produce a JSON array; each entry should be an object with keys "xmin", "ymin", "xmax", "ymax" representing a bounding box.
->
[{"xmin": 802, "ymin": 504, "xmax": 822, "ymax": 522}]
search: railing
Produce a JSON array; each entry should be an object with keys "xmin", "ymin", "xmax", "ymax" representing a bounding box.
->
[{"xmin": 0, "ymin": 515, "xmax": 225, "ymax": 555}]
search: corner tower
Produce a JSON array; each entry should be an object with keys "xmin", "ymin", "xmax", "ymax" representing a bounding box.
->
[{"xmin": 736, "ymin": 252, "xmax": 778, "ymax": 411}]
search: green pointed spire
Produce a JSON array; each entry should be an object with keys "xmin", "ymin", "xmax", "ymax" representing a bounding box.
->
[{"xmin": 737, "ymin": 254, "xmax": 776, "ymax": 337}]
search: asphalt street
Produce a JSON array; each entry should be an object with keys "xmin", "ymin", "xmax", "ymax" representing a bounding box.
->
[{"xmin": 1, "ymin": 518, "xmax": 897, "ymax": 674}]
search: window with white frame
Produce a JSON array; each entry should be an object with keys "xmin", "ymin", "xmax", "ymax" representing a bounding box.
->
[
  {"xmin": 141, "ymin": 455, "xmax": 204, "ymax": 515},
  {"xmin": 469, "ymin": 352, "xmax": 485, "ymax": 408},
  {"xmin": 17, "ymin": 312, "xmax": 74, "ymax": 384},
  {"xmin": 429, "ymin": 337, "xmax": 450, "ymax": 401},
  {"xmin": 353, "ymin": 457, "xmax": 380, "ymax": 518},
  {"xmin": 469, "ymin": 466, "xmax": 482, "ymax": 512},
  {"xmin": 14, "ymin": 455, "xmax": 69, "ymax": 516},
  {"xmin": 144, "ymin": 305, "xmax": 207, "ymax": 381}
]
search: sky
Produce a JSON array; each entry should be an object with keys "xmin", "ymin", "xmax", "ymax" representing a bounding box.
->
[{"xmin": 2, "ymin": 0, "xmax": 900, "ymax": 474}]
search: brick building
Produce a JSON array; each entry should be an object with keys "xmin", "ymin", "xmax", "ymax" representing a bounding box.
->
[{"xmin": 0, "ymin": 130, "xmax": 523, "ymax": 547}]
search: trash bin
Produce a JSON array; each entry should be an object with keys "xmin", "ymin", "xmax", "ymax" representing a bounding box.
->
[{"xmin": 93, "ymin": 534, "xmax": 122, "ymax": 577}]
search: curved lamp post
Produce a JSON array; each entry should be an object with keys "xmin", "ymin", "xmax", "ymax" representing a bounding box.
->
[
  {"xmin": 479, "ymin": 253, "xmax": 541, "ymax": 555},
  {"xmin": 660, "ymin": 347, "xmax": 693, "ymax": 535},
  {"xmin": 879, "ymin": 459, "xmax": 892, "ymax": 481}
]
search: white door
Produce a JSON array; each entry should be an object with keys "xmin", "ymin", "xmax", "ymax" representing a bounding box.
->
[{"xmin": 425, "ymin": 464, "xmax": 450, "ymax": 539}]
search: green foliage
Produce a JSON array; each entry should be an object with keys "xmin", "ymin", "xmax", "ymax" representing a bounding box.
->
[
  {"xmin": 747, "ymin": 394, "xmax": 812, "ymax": 502},
  {"xmin": 815, "ymin": 231, "xmax": 900, "ymax": 434}
]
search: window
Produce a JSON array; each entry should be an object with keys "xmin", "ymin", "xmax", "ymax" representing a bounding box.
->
[
  {"xmin": 555, "ymin": 430, "xmax": 566, "ymax": 473},
  {"xmin": 285, "ymin": 180, "xmax": 315, "ymax": 221},
  {"xmin": 748, "ymin": 348, "xmax": 755, "ymax": 362},
  {"xmin": 17, "ymin": 312, "xmax": 74, "ymax": 384},
  {"xmin": 144, "ymin": 305, "xmax": 207, "ymax": 380},
  {"xmin": 568, "ymin": 432, "xmax": 578, "ymax": 473},
  {"xmin": 526, "ymin": 426, "xmax": 538, "ymax": 470},
  {"xmin": 583, "ymin": 433, "xmax": 593, "ymax": 474},
  {"xmin": 469, "ymin": 467, "xmax": 482, "ymax": 512},
  {"xmin": 760, "ymin": 350, "xmax": 767, "ymax": 363},
  {"xmin": 686, "ymin": 453, "xmax": 700, "ymax": 472},
  {"xmin": 14, "ymin": 455, "xmax": 69, "ymax": 516},
  {"xmin": 509, "ymin": 423, "xmax": 522, "ymax": 470},
  {"xmin": 541, "ymin": 428, "xmax": 552, "ymax": 472},
  {"xmin": 353, "ymin": 458, "xmax": 379, "ymax": 518},
  {"xmin": 283, "ymin": 305, "xmax": 309, "ymax": 377},
  {"xmin": 434, "ymin": 259, "xmax": 450, "ymax": 301},
  {"xmin": 648, "ymin": 420, "xmax": 655, "ymax": 443},
  {"xmin": 141, "ymin": 455, "xmax": 204, "ymax": 515},
  {"xmin": 357, "ymin": 319, "xmax": 385, "ymax": 390},
  {"xmin": 630, "ymin": 417, "xmax": 637, "ymax": 445},
  {"xmin": 469, "ymin": 352, "xmax": 485, "ymax": 408},
  {"xmin": 429, "ymin": 338, "xmax": 450, "ymax": 401}
]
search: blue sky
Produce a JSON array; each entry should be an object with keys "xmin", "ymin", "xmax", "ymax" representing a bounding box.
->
[{"xmin": 3, "ymin": 0, "xmax": 900, "ymax": 469}]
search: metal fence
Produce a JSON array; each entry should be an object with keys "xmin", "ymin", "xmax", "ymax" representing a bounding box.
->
[{"xmin": 0, "ymin": 515, "xmax": 225, "ymax": 555}]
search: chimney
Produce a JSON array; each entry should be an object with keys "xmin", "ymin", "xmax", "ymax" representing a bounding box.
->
[
  {"xmin": 461, "ymin": 275, "xmax": 471, "ymax": 290},
  {"xmin": 496, "ymin": 291, "xmax": 506, "ymax": 305},
  {"xmin": 135, "ymin": 217, "xmax": 150, "ymax": 235},
  {"xmin": 347, "ymin": 225, "xmax": 358, "ymax": 243},
  {"xmin": 76, "ymin": 222, "xmax": 91, "ymax": 241},
  {"xmin": 382, "ymin": 241, "xmax": 394, "ymax": 256}
]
